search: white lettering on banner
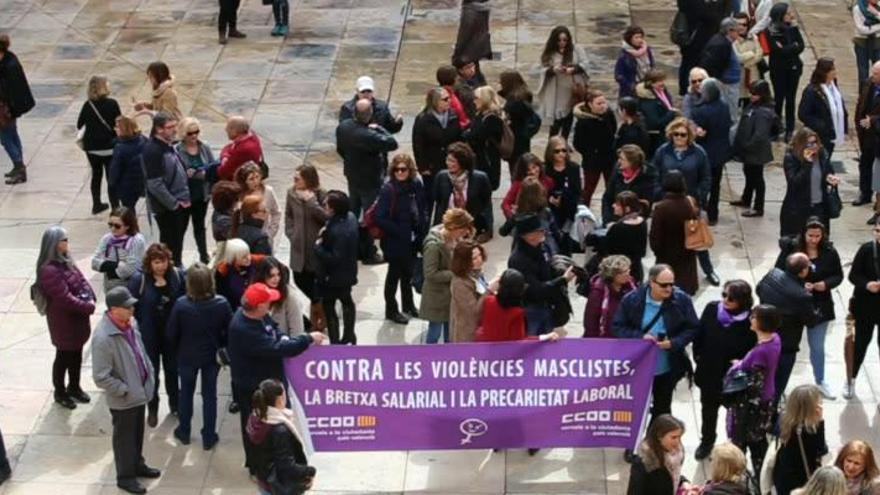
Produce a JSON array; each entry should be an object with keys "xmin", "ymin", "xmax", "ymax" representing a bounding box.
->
[
  {"xmin": 381, "ymin": 390, "xmax": 448, "ymax": 408},
  {"xmin": 305, "ymin": 359, "xmax": 384, "ymax": 382},
  {"xmin": 533, "ymin": 359, "xmax": 634, "ymax": 378},
  {"xmin": 478, "ymin": 388, "xmax": 570, "ymax": 407},
  {"xmin": 572, "ymin": 384, "xmax": 633, "ymax": 403},
  {"xmin": 324, "ymin": 389, "xmax": 379, "ymax": 407},
  {"xmin": 430, "ymin": 359, "xmax": 526, "ymax": 379},
  {"xmin": 561, "ymin": 410, "xmax": 612, "ymax": 424}
]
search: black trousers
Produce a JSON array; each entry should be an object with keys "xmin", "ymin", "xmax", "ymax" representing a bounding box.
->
[
  {"xmin": 293, "ymin": 270, "xmax": 316, "ymax": 301},
  {"xmin": 145, "ymin": 341, "xmax": 178, "ymax": 415},
  {"xmin": 52, "ymin": 349, "xmax": 82, "ymax": 394},
  {"xmin": 854, "ymin": 318, "xmax": 880, "ymax": 378},
  {"xmin": 384, "ymin": 256, "xmax": 414, "ymax": 315},
  {"xmin": 234, "ymin": 384, "xmax": 256, "ymax": 474},
  {"xmin": 155, "ymin": 207, "xmax": 189, "ymax": 267},
  {"xmin": 110, "ymin": 405, "xmax": 146, "ymax": 482},
  {"xmin": 322, "ymin": 287, "xmax": 356, "ymax": 344},
  {"xmin": 421, "ymin": 173, "xmax": 435, "ymax": 221},
  {"xmin": 0, "ymin": 427, "xmax": 9, "ymax": 475},
  {"xmin": 771, "ymin": 68, "xmax": 801, "ymax": 134},
  {"xmin": 187, "ymin": 200, "xmax": 209, "ymax": 263},
  {"xmin": 649, "ymin": 372, "xmax": 675, "ymax": 424},
  {"xmin": 733, "ymin": 437, "xmax": 769, "ymax": 486},
  {"xmin": 859, "ymin": 149, "xmax": 875, "ymax": 201},
  {"xmin": 741, "ymin": 163, "xmax": 766, "ymax": 212},
  {"xmin": 218, "ymin": 0, "xmax": 241, "ymax": 34},
  {"xmin": 699, "ymin": 385, "xmax": 722, "ymax": 443},
  {"xmin": 87, "ymin": 153, "xmax": 117, "ymax": 209},
  {"xmin": 549, "ymin": 113, "xmax": 573, "ymax": 140},
  {"xmin": 706, "ymin": 164, "xmax": 724, "ymax": 222}
]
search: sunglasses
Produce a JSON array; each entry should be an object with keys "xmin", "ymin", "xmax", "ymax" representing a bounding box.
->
[
  {"xmin": 60, "ymin": 238, "xmax": 69, "ymax": 242},
  {"xmin": 187, "ymin": 130, "xmax": 200, "ymax": 136},
  {"xmin": 554, "ymin": 148, "xmax": 567, "ymax": 154},
  {"xmin": 108, "ymin": 222, "xmax": 124, "ymax": 229},
  {"xmin": 690, "ymin": 79, "xmax": 705, "ymax": 84},
  {"xmin": 652, "ymin": 280, "xmax": 675, "ymax": 288},
  {"xmin": 393, "ymin": 167, "xmax": 409, "ymax": 173},
  {"xmin": 721, "ymin": 291, "xmax": 736, "ymax": 300},
  {"xmin": 672, "ymin": 132, "xmax": 688, "ymax": 138}
]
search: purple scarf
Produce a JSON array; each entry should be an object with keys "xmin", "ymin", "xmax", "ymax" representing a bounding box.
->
[
  {"xmin": 717, "ymin": 303, "xmax": 749, "ymax": 328},
  {"xmin": 105, "ymin": 235, "xmax": 131, "ymax": 258}
]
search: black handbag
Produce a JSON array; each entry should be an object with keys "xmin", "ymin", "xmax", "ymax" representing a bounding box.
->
[
  {"xmin": 669, "ymin": 11, "xmax": 690, "ymax": 46},
  {"xmin": 721, "ymin": 369, "xmax": 750, "ymax": 408},
  {"xmin": 267, "ymin": 465, "xmax": 312, "ymax": 495},
  {"xmin": 827, "ymin": 185, "xmax": 842, "ymax": 219}
]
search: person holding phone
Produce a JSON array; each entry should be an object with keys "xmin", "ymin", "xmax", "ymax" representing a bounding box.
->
[{"xmin": 779, "ymin": 128, "xmax": 839, "ymax": 238}]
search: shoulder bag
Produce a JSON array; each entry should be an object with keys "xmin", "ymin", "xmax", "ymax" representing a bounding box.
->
[
  {"xmin": 76, "ymin": 100, "xmax": 113, "ymax": 150},
  {"xmin": 684, "ymin": 196, "xmax": 714, "ymax": 251},
  {"xmin": 826, "ymin": 184, "xmax": 843, "ymax": 219}
]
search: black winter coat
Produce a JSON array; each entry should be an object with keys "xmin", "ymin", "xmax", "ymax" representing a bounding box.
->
[
  {"xmin": 247, "ymin": 416, "xmax": 315, "ymax": 494},
  {"xmin": 677, "ymin": 0, "xmax": 732, "ymax": 53},
  {"xmin": 127, "ymin": 268, "xmax": 186, "ymax": 356},
  {"xmin": 573, "ymin": 105, "xmax": 617, "ymax": 171},
  {"xmin": 335, "ymin": 119, "xmax": 399, "ymax": 189},
  {"xmin": 315, "ymin": 212, "xmax": 359, "ymax": 290},
  {"xmin": 602, "ymin": 165, "xmax": 659, "ymax": 223},
  {"xmin": 626, "ymin": 449, "xmax": 684, "ymax": 495},
  {"xmin": 775, "ymin": 238, "xmax": 843, "ymax": 323},
  {"xmin": 734, "ymin": 103, "xmax": 777, "ymax": 164},
  {"xmin": 767, "ymin": 21, "xmax": 804, "ymax": 73},
  {"xmin": 614, "ymin": 121, "xmax": 652, "ymax": 158},
  {"xmin": 109, "ymin": 135, "xmax": 148, "ymax": 204},
  {"xmin": 412, "ymin": 111, "xmax": 461, "ymax": 175},
  {"xmin": 798, "ymin": 84, "xmax": 848, "ymax": 149},
  {"xmin": 507, "ymin": 241, "xmax": 567, "ymax": 309},
  {"xmin": 432, "ymin": 169, "xmax": 492, "ymax": 232},
  {"xmin": 756, "ymin": 267, "xmax": 816, "ymax": 353},
  {"xmin": 691, "ymin": 98, "xmax": 732, "ymax": 168},
  {"xmin": 376, "ymin": 179, "xmax": 426, "ymax": 260},
  {"xmin": 773, "ymin": 422, "xmax": 828, "ymax": 495},
  {"xmin": 545, "ymin": 162, "xmax": 582, "ymax": 229},
  {"xmin": 77, "ymin": 97, "xmax": 121, "ymax": 151},
  {"xmin": 849, "ymin": 241, "xmax": 880, "ymax": 322},
  {"xmin": 338, "ymin": 97, "xmax": 403, "ymax": 133},
  {"xmin": 0, "ymin": 51, "xmax": 34, "ymax": 118},
  {"xmin": 464, "ymin": 111, "xmax": 503, "ymax": 190},
  {"xmin": 856, "ymin": 81, "xmax": 880, "ymax": 155},
  {"xmin": 693, "ymin": 301, "xmax": 756, "ymax": 392},
  {"xmin": 236, "ymin": 218, "xmax": 272, "ymax": 256},
  {"xmin": 612, "ymin": 285, "xmax": 699, "ymax": 381},
  {"xmin": 699, "ymin": 33, "xmax": 734, "ymax": 79},
  {"xmin": 779, "ymin": 150, "xmax": 833, "ymax": 238},
  {"xmin": 504, "ymin": 97, "xmax": 538, "ymax": 159}
]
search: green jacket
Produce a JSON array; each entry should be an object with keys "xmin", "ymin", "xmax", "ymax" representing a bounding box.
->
[{"xmin": 419, "ymin": 226, "xmax": 453, "ymax": 322}]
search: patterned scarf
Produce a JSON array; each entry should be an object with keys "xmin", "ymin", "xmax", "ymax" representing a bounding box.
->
[{"xmin": 452, "ymin": 171, "xmax": 469, "ymax": 208}]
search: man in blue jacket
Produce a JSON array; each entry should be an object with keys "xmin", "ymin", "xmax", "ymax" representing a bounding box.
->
[
  {"xmin": 612, "ymin": 264, "xmax": 699, "ymax": 424},
  {"xmin": 228, "ymin": 282, "xmax": 325, "ymax": 476}
]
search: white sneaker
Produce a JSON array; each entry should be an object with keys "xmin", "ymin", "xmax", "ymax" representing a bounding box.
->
[
  {"xmin": 842, "ymin": 381, "xmax": 855, "ymax": 400},
  {"xmin": 817, "ymin": 382, "xmax": 836, "ymax": 400}
]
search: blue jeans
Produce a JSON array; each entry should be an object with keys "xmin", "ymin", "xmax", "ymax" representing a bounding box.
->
[
  {"xmin": 0, "ymin": 120, "xmax": 23, "ymax": 164},
  {"xmin": 697, "ymin": 250, "xmax": 715, "ymax": 277},
  {"xmin": 176, "ymin": 361, "xmax": 220, "ymax": 445},
  {"xmin": 426, "ymin": 321, "xmax": 449, "ymax": 343},
  {"xmin": 525, "ymin": 306, "xmax": 553, "ymax": 336},
  {"xmin": 807, "ymin": 320, "xmax": 830, "ymax": 384},
  {"xmin": 855, "ymin": 42, "xmax": 880, "ymax": 89}
]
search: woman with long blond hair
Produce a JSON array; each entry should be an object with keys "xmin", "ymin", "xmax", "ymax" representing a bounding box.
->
[
  {"xmin": 465, "ymin": 85, "xmax": 505, "ymax": 191},
  {"xmin": 78, "ymin": 75, "xmax": 122, "ymax": 214},
  {"xmin": 773, "ymin": 384, "xmax": 829, "ymax": 495}
]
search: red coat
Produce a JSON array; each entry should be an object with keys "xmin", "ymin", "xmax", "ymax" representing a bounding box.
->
[
  {"xmin": 501, "ymin": 176, "xmax": 555, "ymax": 219},
  {"xmin": 38, "ymin": 261, "xmax": 96, "ymax": 350},
  {"xmin": 475, "ymin": 295, "xmax": 526, "ymax": 342},
  {"xmin": 218, "ymin": 132, "xmax": 263, "ymax": 181}
]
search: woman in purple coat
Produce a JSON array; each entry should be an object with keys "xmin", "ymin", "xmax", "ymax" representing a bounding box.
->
[{"xmin": 35, "ymin": 226, "xmax": 96, "ymax": 410}]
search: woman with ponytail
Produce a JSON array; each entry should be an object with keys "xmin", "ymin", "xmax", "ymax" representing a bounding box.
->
[{"xmin": 247, "ymin": 379, "xmax": 317, "ymax": 495}]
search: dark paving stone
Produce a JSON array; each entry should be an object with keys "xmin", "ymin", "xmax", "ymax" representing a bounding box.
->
[
  {"xmin": 53, "ymin": 44, "xmax": 97, "ymax": 60},
  {"xmin": 280, "ymin": 43, "xmax": 338, "ymax": 60},
  {"xmin": 338, "ymin": 44, "xmax": 398, "ymax": 60}
]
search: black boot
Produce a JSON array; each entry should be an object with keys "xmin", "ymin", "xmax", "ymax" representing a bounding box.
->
[
  {"xmin": 67, "ymin": 386, "xmax": 91, "ymax": 403},
  {"xmin": 4, "ymin": 162, "xmax": 23, "ymax": 178},
  {"xmin": 5, "ymin": 166, "xmax": 26, "ymax": 185},
  {"xmin": 54, "ymin": 391, "xmax": 76, "ymax": 410}
]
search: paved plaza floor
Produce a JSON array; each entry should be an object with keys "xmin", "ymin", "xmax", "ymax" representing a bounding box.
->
[{"xmin": 0, "ymin": 0, "xmax": 878, "ymax": 493}]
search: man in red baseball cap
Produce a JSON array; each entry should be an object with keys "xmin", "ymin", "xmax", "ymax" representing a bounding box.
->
[{"xmin": 227, "ymin": 282, "xmax": 324, "ymax": 475}]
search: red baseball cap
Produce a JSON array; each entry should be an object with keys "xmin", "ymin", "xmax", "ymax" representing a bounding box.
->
[{"xmin": 244, "ymin": 283, "xmax": 281, "ymax": 306}]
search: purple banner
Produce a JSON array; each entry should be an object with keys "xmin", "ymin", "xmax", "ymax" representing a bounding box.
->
[{"xmin": 284, "ymin": 339, "xmax": 657, "ymax": 451}]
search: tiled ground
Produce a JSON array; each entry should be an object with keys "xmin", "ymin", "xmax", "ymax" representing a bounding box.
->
[{"xmin": 0, "ymin": 0, "xmax": 876, "ymax": 493}]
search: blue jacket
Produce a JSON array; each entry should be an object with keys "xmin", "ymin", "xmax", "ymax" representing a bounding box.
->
[
  {"xmin": 167, "ymin": 295, "xmax": 233, "ymax": 367},
  {"xmin": 227, "ymin": 309, "xmax": 313, "ymax": 393},
  {"xmin": 611, "ymin": 285, "xmax": 699, "ymax": 381},
  {"xmin": 315, "ymin": 212, "xmax": 359, "ymax": 290},
  {"xmin": 127, "ymin": 268, "xmax": 186, "ymax": 354},
  {"xmin": 376, "ymin": 178, "xmax": 426, "ymax": 260},
  {"xmin": 109, "ymin": 135, "xmax": 148, "ymax": 204},
  {"xmin": 691, "ymin": 99, "xmax": 732, "ymax": 168},
  {"xmin": 614, "ymin": 46, "xmax": 655, "ymax": 99},
  {"xmin": 653, "ymin": 142, "xmax": 712, "ymax": 205}
]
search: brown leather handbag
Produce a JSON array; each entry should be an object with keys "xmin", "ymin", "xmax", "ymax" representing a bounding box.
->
[{"xmin": 684, "ymin": 196, "xmax": 714, "ymax": 251}]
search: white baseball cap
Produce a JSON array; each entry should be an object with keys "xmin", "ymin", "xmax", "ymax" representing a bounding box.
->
[{"xmin": 356, "ymin": 76, "xmax": 375, "ymax": 92}]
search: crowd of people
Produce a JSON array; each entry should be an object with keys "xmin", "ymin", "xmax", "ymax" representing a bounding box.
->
[{"xmin": 5, "ymin": 0, "xmax": 880, "ymax": 493}]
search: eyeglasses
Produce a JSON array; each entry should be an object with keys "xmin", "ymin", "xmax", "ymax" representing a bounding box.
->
[
  {"xmin": 691, "ymin": 79, "xmax": 705, "ymax": 84},
  {"xmin": 806, "ymin": 141, "xmax": 818, "ymax": 148},
  {"xmin": 652, "ymin": 280, "xmax": 675, "ymax": 288},
  {"xmin": 393, "ymin": 167, "xmax": 409, "ymax": 173},
  {"xmin": 108, "ymin": 222, "xmax": 124, "ymax": 229},
  {"xmin": 553, "ymin": 148, "xmax": 567, "ymax": 154},
  {"xmin": 60, "ymin": 238, "xmax": 69, "ymax": 242},
  {"xmin": 187, "ymin": 130, "xmax": 200, "ymax": 136},
  {"xmin": 721, "ymin": 291, "xmax": 736, "ymax": 301},
  {"xmin": 672, "ymin": 132, "xmax": 688, "ymax": 138}
]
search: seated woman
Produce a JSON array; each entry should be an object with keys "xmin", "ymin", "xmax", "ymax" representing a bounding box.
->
[
  {"xmin": 834, "ymin": 440, "xmax": 880, "ymax": 495},
  {"xmin": 626, "ymin": 414, "xmax": 691, "ymax": 495}
]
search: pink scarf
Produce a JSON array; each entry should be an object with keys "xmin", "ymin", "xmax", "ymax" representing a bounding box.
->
[
  {"xmin": 621, "ymin": 167, "xmax": 641, "ymax": 184},
  {"xmin": 655, "ymin": 88, "xmax": 673, "ymax": 110}
]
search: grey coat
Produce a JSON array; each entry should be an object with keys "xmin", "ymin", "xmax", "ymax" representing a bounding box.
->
[
  {"xmin": 284, "ymin": 188, "xmax": 327, "ymax": 273},
  {"xmin": 91, "ymin": 313, "xmax": 156, "ymax": 411},
  {"xmin": 143, "ymin": 137, "xmax": 190, "ymax": 215},
  {"xmin": 419, "ymin": 226, "xmax": 453, "ymax": 322},
  {"xmin": 90, "ymin": 233, "xmax": 147, "ymax": 291}
]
